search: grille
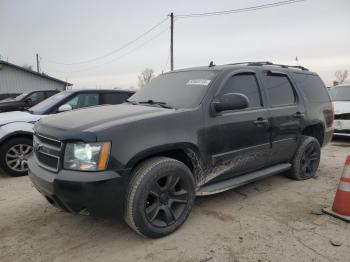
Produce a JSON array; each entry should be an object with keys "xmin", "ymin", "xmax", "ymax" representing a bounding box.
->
[
  {"xmin": 335, "ymin": 113, "xmax": 350, "ymax": 120},
  {"xmin": 33, "ymin": 134, "xmax": 62, "ymax": 172}
]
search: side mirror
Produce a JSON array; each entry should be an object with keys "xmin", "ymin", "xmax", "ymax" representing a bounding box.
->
[
  {"xmin": 58, "ymin": 104, "xmax": 72, "ymax": 112},
  {"xmin": 212, "ymin": 93, "xmax": 249, "ymax": 113}
]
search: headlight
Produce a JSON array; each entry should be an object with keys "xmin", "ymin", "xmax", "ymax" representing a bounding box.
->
[{"xmin": 63, "ymin": 142, "xmax": 111, "ymax": 171}]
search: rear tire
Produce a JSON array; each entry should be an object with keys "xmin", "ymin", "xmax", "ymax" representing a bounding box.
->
[
  {"xmin": 288, "ymin": 136, "xmax": 321, "ymax": 180},
  {"xmin": 125, "ymin": 157, "xmax": 195, "ymax": 238},
  {"xmin": 0, "ymin": 137, "xmax": 33, "ymax": 177}
]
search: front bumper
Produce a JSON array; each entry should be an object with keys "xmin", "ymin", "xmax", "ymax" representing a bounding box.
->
[
  {"xmin": 28, "ymin": 156, "xmax": 127, "ymax": 218},
  {"xmin": 334, "ymin": 119, "xmax": 350, "ymax": 136}
]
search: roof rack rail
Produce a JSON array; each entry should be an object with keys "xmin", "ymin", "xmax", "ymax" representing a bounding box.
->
[{"xmin": 227, "ymin": 61, "xmax": 309, "ymax": 71}]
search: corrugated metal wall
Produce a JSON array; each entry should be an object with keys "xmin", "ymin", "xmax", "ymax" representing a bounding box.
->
[{"xmin": 0, "ymin": 65, "xmax": 66, "ymax": 93}]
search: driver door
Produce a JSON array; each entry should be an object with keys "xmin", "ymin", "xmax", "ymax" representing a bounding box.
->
[{"xmin": 204, "ymin": 71, "xmax": 271, "ymax": 181}]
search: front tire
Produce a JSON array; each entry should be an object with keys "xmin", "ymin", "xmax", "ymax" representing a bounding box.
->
[
  {"xmin": 125, "ymin": 157, "xmax": 195, "ymax": 238},
  {"xmin": 0, "ymin": 137, "xmax": 33, "ymax": 177},
  {"xmin": 288, "ymin": 136, "xmax": 321, "ymax": 180}
]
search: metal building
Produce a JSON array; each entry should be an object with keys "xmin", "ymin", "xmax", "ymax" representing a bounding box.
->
[{"xmin": 0, "ymin": 60, "xmax": 72, "ymax": 94}]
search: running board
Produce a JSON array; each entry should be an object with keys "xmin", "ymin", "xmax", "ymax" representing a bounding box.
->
[{"xmin": 196, "ymin": 163, "xmax": 291, "ymax": 196}]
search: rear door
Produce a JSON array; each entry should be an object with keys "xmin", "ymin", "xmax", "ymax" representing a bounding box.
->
[
  {"xmin": 259, "ymin": 70, "xmax": 303, "ymax": 165},
  {"xmin": 205, "ymin": 70, "xmax": 271, "ymax": 181}
]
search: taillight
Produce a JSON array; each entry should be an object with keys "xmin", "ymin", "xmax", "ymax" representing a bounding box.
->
[{"xmin": 331, "ymin": 102, "xmax": 335, "ymax": 127}]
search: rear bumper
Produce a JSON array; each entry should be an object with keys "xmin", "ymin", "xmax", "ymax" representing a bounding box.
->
[
  {"xmin": 323, "ymin": 127, "xmax": 334, "ymax": 146},
  {"xmin": 28, "ymin": 156, "xmax": 127, "ymax": 218}
]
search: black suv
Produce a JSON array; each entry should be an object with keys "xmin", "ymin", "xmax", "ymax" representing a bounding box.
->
[
  {"xmin": 0, "ymin": 90, "xmax": 59, "ymax": 112},
  {"xmin": 29, "ymin": 62, "xmax": 333, "ymax": 238}
]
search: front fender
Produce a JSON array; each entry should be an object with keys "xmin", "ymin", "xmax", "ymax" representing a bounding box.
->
[
  {"xmin": 125, "ymin": 142, "xmax": 201, "ymax": 170},
  {"xmin": 0, "ymin": 122, "xmax": 35, "ymax": 143}
]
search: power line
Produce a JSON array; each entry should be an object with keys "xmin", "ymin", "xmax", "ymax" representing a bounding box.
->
[
  {"xmin": 42, "ymin": 16, "xmax": 169, "ymax": 66},
  {"xmin": 47, "ymin": 26, "xmax": 170, "ymax": 75},
  {"xmin": 176, "ymin": 0, "xmax": 305, "ymax": 18}
]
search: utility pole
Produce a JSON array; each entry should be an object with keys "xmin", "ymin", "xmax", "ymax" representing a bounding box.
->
[
  {"xmin": 170, "ymin": 12, "xmax": 174, "ymax": 71},
  {"xmin": 36, "ymin": 53, "xmax": 40, "ymax": 73}
]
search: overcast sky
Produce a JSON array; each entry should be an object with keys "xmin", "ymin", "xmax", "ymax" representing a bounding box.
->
[{"xmin": 0, "ymin": 0, "xmax": 349, "ymax": 89}]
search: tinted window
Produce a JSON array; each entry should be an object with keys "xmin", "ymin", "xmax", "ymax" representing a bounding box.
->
[
  {"xmin": 45, "ymin": 91, "xmax": 59, "ymax": 98},
  {"xmin": 130, "ymin": 70, "xmax": 218, "ymax": 108},
  {"xmin": 65, "ymin": 93, "xmax": 99, "ymax": 110},
  {"xmin": 263, "ymin": 74, "xmax": 295, "ymax": 106},
  {"xmin": 329, "ymin": 86, "xmax": 350, "ymax": 101},
  {"xmin": 102, "ymin": 93, "xmax": 131, "ymax": 104},
  {"xmin": 293, "ymin": 73, "xmax": 330, "ymax": 103},
  {"xmin": 26, "ymin": 91, "xmax": 46, "ymax": 103},
  {"xmin": 220, "ymin": 73, "xmax": 262, "ymax": 108}
]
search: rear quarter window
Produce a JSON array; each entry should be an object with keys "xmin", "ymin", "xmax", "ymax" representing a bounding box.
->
[{"xmin": 293, "ymin": 73, "xmax": 330, "ymax": 103}]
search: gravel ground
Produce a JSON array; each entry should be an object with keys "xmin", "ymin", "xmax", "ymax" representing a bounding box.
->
[{"xmin": 0, "ymin": 137, "xmax": 350, "ymax": 262}]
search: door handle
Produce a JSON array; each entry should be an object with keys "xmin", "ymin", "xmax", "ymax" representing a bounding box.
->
[
  {"xmin": 254, "ymin": 118, "xmax": 269, "ymax": 126},
  {"xmin": 294, "ymin": 112, "xmax": 305, "ymax": 118}
]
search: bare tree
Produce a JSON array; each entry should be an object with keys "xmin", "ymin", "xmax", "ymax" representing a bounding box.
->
[
  {"xmin": 335, "ymin": 70, "xmax": 349, "ymax": 84},
  {"xmin": 22, "ymin": 64, "xmax": 33, "ymax": 71},
  {"xmin": 138, "ymin": 68, "xmax": 155, "ymax": 88}
]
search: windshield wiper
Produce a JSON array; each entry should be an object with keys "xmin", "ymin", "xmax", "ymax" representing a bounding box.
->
[
  {"xmin": 138, "ymin": 100, "xmax": 174, "ymax": 109},
  {"xmin": 125, "ymin": 99, "xmax": 140, "ymax": 105}
]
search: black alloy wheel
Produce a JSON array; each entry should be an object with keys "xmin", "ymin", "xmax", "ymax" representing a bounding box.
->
[
  {"xmin": 145, "ymin": 174, "xmax": 190, "ymax": 228},
  {"xmin": 300, "ymin": 141, "xmax": 320, "ymax": 178},
  {"xmin": 125, "ymin": 157, "xmax": 195, "ymax": 238}
]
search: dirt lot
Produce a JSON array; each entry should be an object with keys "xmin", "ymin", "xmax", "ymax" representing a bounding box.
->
[{"xmin": 0, "ymin": 138, "xmax": 350, "ymax": 262}]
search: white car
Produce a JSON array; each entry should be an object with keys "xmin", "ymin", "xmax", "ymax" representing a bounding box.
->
[
  {"xmin": 329, "ymin": 84, "xmax": 350, "ymax": 136},
  {"xmin": 0, "ymin": 89, "xmax": 134, "ymax": 176}
]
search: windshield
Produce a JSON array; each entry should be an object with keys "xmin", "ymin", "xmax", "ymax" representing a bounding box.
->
[
  {"xmin": 129, "ymin": 70, "xmax": 218, "ymax": 108},
  {"xmin": 14, "ymin": 93, "xmax": 28, "ymax": 101},
  {"xmin": 329, "ymin": 86, "xmax": 350, "ymax": 101},
  {"xmin": 29, "ymin": 92, "xmax": 71, "ymax": 114}
]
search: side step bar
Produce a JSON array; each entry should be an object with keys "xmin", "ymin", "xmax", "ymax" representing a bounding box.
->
[{"xmin": 196, "ymin": 163, "xmax": 291, "ymax": 196}]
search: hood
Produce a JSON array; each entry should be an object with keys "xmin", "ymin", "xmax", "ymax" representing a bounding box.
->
[
  {"xmin": 0, "ymin": 100, "xmax": 22, "ymax": 105},
  {"xmin": 333, "ymin": 101, "xmax": 350, "ymax": 115},
  {"xmin": 0, "ymin": 98, "xmax": 15, "ymax": 102},
  {"xmin": 37, "ymin": 104, "xmax": 175, "ymax": 133},
  {"xmin": 0, "ymin": 111, "xmax": 43, "ymax": 126}
]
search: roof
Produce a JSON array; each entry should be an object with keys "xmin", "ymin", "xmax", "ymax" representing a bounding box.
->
[
  {"xmin": 171, "ymin": 61, "xmax": 315, "ymax": 74},
  {"xmin": 0, "ymin": 60, "xmax": 72, "ymax": 86},
  {"xmin": 63, "ymin": 88, "xmax": 135, "ymax": 94}
]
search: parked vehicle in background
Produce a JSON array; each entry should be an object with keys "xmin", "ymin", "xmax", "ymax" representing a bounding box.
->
[
  {"xmin": 28, "ymin": 62, "xmax": 333, "ymax": 238},
  {"xmin": 0, "ymin": 93, "xmax": 21, "ymax": 101},
  {"xmin": 0, "ymin": 90, "xmax": 59, "ymax": 113},
  {"xmin": 329, "ymin": 84, "xmax": 350, "ymax": 136},
  {"xmin": 0, "ymin": 89, "xmax": 134, "ymax": 176}
]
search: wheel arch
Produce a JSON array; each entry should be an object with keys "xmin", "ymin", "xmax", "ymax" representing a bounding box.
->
[
  {"xmin": 301, "ymin": 123, "xmax": 324, "ymax": 146},
  {"xmin": 125, "ymin": 143, "xmax": 205, "ymax": 185},
  {"xmin": 0, "ymin": 131, "xmax": 34, "ymax": 146}
]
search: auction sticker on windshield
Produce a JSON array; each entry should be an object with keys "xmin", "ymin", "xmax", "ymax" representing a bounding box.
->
[{"xmin": 186, "ymin": 79, "xmax": 211, "ymax": 86}]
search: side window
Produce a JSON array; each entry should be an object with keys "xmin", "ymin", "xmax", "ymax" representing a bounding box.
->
[
  {"xmin": 26, "ymin": 91, "xmax": 45, "ymax": 103},
  {"xmin": 65, "ymin": 93, "xmax": 99, "ymax": 110},
  {"xmin": 293, "ymin": 73, "xmax": 330, "ymax": 103},
  {"xmin": 220, "ymin": 73, "xmax": 262, "ymax": 108},
  {"xmin": 102, "ymin": 93, "xmax": 130, "ymax": 104},
  {"xmin": 263, "ymin": 73, "xmax": 295, "ymax": 106},
  {"xmin": 45, "ymin": 91, "xmax": 58, "ymax": 98}
]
